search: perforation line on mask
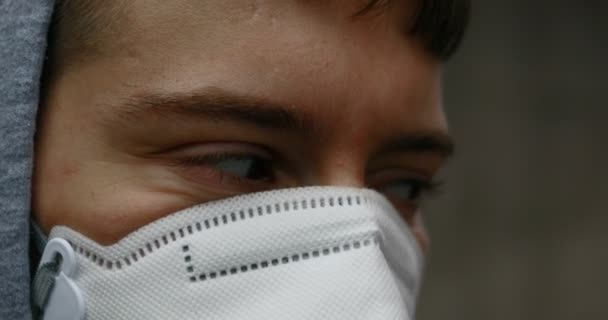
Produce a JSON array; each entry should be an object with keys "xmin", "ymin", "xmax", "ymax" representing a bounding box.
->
[
  {"xmin": 182, "ymin": 235, "xmax": 380, "ymax": 283},
  {"xmin": 65, "ymin": 193, "xmax": 377, "ymax": 271}
]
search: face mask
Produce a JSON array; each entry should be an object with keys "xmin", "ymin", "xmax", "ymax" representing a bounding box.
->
[{"xmin": 32, "ymin": 186, "xmax": 424, "ymax": 320}]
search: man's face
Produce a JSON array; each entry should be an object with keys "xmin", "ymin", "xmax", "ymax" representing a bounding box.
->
[{"xmin": 34, "ymin": 0, "xmax": 451, "ymax": 251}]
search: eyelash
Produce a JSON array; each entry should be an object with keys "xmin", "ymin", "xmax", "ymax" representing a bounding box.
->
[
  {"xmin": 178, "ymin": 153, "xmax": 264, "ymax": 166},
  {"xmin": 175, "ymin": 153, "xmax": 276, "ymax": 186},
  {"xmin": 395, "ymin": 179, "xmax": 443, "ymax": 201},
  {"xmin": 173, "ymin": 152, "xmax": 441, "ymax": 205}
]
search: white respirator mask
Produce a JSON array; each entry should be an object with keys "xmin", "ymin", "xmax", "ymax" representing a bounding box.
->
[{"xmin": 32, "ymin": 186, "xmax": 425, "ymax": 320}]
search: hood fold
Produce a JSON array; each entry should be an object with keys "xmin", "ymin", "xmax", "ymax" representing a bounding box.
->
[{"xmin": 0, "ymin": 1, "xmax": 55, "ymax": 319}]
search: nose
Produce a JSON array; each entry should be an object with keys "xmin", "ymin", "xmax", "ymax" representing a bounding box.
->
[
  {"xmin": 302, "ymin": 150, "xmax": 431, "ymax": 254},
  {"xmin": 303, "ymin": 152, "xmax": 366, "ymax": 188},
  {"xmin": 303, "ymin": 155, "xmax": 430, "ymax": 255}
]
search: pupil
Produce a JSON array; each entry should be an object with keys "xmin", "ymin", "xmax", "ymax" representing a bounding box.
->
[
  {"xmin": 215, "ymin": 157, "xmax": 269, "ymax": 181},
  {"xmin": 385, "ymin": 182, "xmax": 419, "ymax": 201},
  {"xmin": 244, "ymin": 158, "xmax": 269, "ymax": 180}
]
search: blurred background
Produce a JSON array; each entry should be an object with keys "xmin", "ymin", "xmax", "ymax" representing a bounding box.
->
[{"xmin": 418, "ymin": 1, "xmax": 607, "ymax": 319}]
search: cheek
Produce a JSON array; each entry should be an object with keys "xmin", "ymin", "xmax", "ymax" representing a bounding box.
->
[
  {"xmin": 70, "ymin": 190, "xmax": 192, "ymax": 245},
  {"xmin": 408, "ymin": 212, "xmax": 430, "ymax": 255},
  {"xmin": 34, "ymin": 156, "xmax": 199, "ymax": 245}
]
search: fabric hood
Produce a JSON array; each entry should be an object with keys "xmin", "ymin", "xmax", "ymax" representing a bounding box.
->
[{"xmin": 0, "ymin": 1, "xmax": 54, "ymax": 319}]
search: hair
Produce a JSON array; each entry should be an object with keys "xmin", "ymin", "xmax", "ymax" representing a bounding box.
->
[
  {"xmin": 45, "ymin": 0, "xmax": 128, "ymax": 71},
  {"xmin": 46, "ymin": 0, "xmax": 470, "ymax": 73},
  {"xmin": 356, "ymin": 0, "xmax": 470, "ymax": 60}
]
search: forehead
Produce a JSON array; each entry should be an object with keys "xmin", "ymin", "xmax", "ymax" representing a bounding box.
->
[
  {"xmin": 117, "ymin": 0, "xmax": 412, "ymax": 60},
  {"xmin": 71, "ymin": 0, "xmax": 444, "ymax": 142}
]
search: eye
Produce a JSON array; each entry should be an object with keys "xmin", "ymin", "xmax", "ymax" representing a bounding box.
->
[
  {"xmin": 205, "ymin": 154, "xmax": 273, "ymax": 181},
  {"xmin": 378, "ymin": 179, "xmax": 431, "ymax": 204},
  {"xmin": 368, "ymin": 172, "xmax": 441, "ymax": 217},
  {"xmin": 180, "ymin": 153, "xmax": 275, "ymax": 183}
]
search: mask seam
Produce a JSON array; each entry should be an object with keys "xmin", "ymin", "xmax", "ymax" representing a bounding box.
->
[
  {"xmin": 182, "ymin": 234, "xmax": 380, "ymax": 283},
  {"xmin": 66, "ymin": 193, "xmax": 381, "ymax": 270}
]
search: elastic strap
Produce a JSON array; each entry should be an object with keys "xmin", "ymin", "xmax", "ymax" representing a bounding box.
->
[
  {"xmin": 31, "ymin": 255, "xmax": 62, "ymax": 320},
  {"xmin": 30, "ymin": 221, "xmax": 49, "ymax": 255}
]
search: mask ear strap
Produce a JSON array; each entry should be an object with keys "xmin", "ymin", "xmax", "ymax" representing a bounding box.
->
[
  {"xmin": 31, "ymin": 254, "xmax": 62, "ymax": 319},
  {"xmin": 30, "ymin": 220, "xmax": 48, "ymax": 256},
  {"xmin": 31, "ymin": 238, "xmax": 85, "ymax": 320}
]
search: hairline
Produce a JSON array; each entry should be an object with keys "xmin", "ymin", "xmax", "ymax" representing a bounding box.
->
[{"xmin": 45, "ymin": 0, "xmax": 470, "ymax": 75}]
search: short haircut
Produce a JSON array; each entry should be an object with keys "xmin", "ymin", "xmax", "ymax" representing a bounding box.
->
[
  {"xmin": 46, "ymin": 0, "xmax": 470, "ymax": 73},
  {"xmin": 357, "ymin": 0, "xmax": 470, "ymax": 60}
]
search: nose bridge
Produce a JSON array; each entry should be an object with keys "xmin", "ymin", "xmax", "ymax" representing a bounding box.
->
[
  {"xmin": 298, "ymin": 90, "xmax": 381, "ymax": 189},
  {"xmin": 304, "ymin": 147, "xmax": 367, "ymax": 188}
]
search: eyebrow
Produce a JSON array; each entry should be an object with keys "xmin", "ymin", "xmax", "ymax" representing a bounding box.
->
[
  {"xmin": 115, "ymin": 87, "xmax": 315, "ymax": 132},
  {"xmin": 113, "ymin": 87, "xmax": 453, "ymax": 157},
  {"xmin": 378, "ymin": 132, "xmax": 455, "ymax": 158}
]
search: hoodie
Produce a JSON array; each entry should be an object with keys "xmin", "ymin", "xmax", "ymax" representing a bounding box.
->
[{"xmin": 0, "ymin": 1, "xmax": 54, "ymax": 319}]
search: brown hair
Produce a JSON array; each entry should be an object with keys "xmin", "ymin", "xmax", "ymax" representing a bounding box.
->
[
  {"xmin": 46, "ymin": 0, "xmax": 470, "ymax": 72},
  {"xmin": 357, "ymin": 0, "xmax": 470, "ymax": 60}
]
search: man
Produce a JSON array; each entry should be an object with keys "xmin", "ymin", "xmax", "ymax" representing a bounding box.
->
[{"xmin": 0, "ymin": 0, "xmax": 469, "ymax": 319}]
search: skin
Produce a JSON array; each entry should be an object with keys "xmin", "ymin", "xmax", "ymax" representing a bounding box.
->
[{"xmin": 33, "ymin": 0, "xmax": 450, "ymax": 252}]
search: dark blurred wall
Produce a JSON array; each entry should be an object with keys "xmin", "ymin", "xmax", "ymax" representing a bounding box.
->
[{"xmin": 418, "ymin": 1, "xmax": 607, "ymax": 319}]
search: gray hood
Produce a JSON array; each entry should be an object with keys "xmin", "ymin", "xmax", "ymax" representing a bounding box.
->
[{"xmin": 0, "ymin": 1, "xmax": 54, "ymax": 319}]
